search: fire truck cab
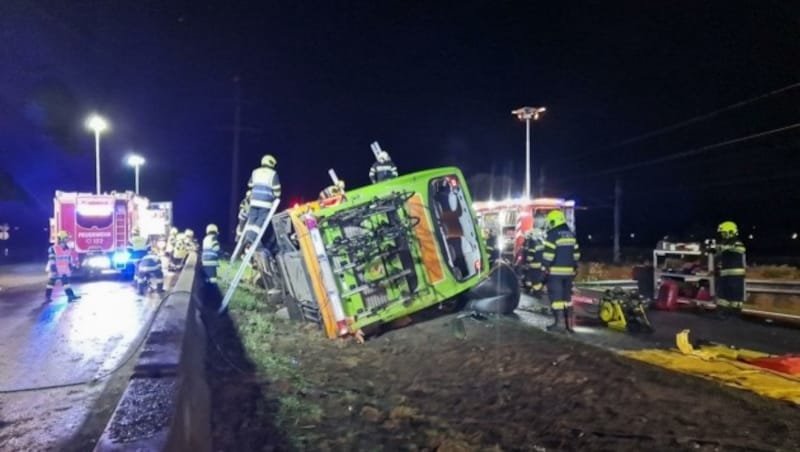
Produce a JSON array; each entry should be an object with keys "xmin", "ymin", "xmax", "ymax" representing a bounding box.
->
[
  {"xmin": 473, "ymin": 197, "xmax": 576, "ymax": 263},
  {"xmin": 50, "ymin": 191, "xmax": 148, "ymax": 277}
]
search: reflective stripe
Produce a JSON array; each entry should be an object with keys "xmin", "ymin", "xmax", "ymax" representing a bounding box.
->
[
  {"xmin": 549, "ymin": 266, "xmax": 576, "ymax": 275},
  {"xmin": 202, "ymin": 260, "xmax": 220, "ymax": 267},
  {"xmin": 551, "ymin": 301, "xmax": 569, "ymax": 310},
  {"xmin": 542, "ymin": 252, "xmax": 555, "ymax": 260},
  {"xmin": 528, "ymin": 263, "xmax": 542, "ymax": 269},
  {"xmin": 720, "ymin": 268, "xmax": 746, "ymax": 276},
  {"xmin": 556, "ymin": 238, "xmax": 576, "ymax": 245},
  {"xmin": 532, "ymin": 283, "xmax": 543, "ymax": 290},
  {"xmin": 573, "ymin": 253, "xmax": 581, "ymax": 260},
  {"xmin": 544, "ymin": 241, "xmax": 556, "ymax": 249},
  {"xmin": 716, "ymin": 298, "xmax": 730, "ymax": 307}
]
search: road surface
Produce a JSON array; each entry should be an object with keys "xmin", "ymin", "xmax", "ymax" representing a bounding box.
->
[
  {"xmin": 0, "ymin": 263, "xmax": 170, "ymax": 451},
  {"xmin": 517, "ymin": 294, "xmax": 800, "ymax": 355}
]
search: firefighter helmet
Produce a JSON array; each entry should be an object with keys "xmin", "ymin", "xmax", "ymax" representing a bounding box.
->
[
  {"xmin": 378, "ymin": 151, "xmax": 390, "ymax": 163},
  {"xmin": 546, "ymin": 210, "xmax": 567, "ymax": 229},
  {"xmin": 717, "ymin": 221, "xmax": 738, "ymax": 239},
  {"xmin": 533, "ymin": 212, "xmax": 547, "ymax": 230},
  {"xmin": 261, "ymin": 154, "xmax": 277, "ymax": 168},
  {"xmin": 336, "ymin": 179, "xmax": 345, "ymax": 189},
  {"xmin": 245, "ymin": 190, "xmax": 252, "ymax": 198},
  {"xmin": 57, "ymin": 231, "xmax": 69, "ymax": 242},
  {"xmin": 170, "ymin": 227, "xmax": 178, "ymax": 234},
  {"xmin": 206, "ymin": 224, "xmax": 219, "ymax": 235},
  {"xmin": 185, "ymin": 228, "xmax": 194, "ymax": 238}
]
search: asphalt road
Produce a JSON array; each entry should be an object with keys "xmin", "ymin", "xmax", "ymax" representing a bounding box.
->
[
  {"xmin": 517, "ymin": 294, "xmax": 800, "ymax": 355},
  {"xmin": 0, "ymin": 263, "xmax": 168, "ymax": 451}
]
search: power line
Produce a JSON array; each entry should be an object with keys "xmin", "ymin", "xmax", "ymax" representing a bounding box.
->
[
  {"xmin": 567, "ymin": 80, "xmax": 800, "ymax": 164},
  {"xmin": 557, "ymin": 121, "xmax": 800, "ymax": 183}
]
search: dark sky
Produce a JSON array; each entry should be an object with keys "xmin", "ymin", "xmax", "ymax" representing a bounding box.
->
[{"xmin": 2, "ymin": 1, "xmax": 800, "ymax": 250}]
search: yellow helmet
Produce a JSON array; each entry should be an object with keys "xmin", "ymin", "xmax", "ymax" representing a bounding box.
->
[
  {"xmin": 57, "ymin": 231, "xmax": 69, "ymax": 241},
  {"xmin": 717, "ymin": 221, "xmax": 738, "ymax": 239},
  {"xmin": 184, "ymin": 228, "xmax": 194, "ymax": 238},
  {"xmin": 546, "ymin": 210, "xmax": 567, "ymax": 229},
  {"xmin": 206, "ymin": 224, "xmax": 219, "ymax": 234},
  {"xmin": 261, "ymin": 154, "xmax": 277, "ymax": 168},
  {"xmin": 336, "ymin": 179, "xmax": 345, "ymax": 189}
]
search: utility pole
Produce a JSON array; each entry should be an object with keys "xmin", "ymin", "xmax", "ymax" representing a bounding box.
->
[
  {"xmin": 613, "ymin": 177, "xmax": 622, "ymax": 264},
  {"xmin": 228, "ymin": 77, "xmax": 242, "ymax": 244}
]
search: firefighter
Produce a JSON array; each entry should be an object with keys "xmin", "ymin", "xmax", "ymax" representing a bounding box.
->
[
  {"xmin": 369, "ymin": 150, "xmax": 398, "ymax": 184},
  {"xmin": 244, "ymin": 155, "xmax": 281, "ymax": 248},
  {"xmin": 170, "ymin": 232, "xmax": 188, "ymax": 271},
  {"xmin": 319, "ymin": 179, "xmax": 345, "ymax": 204},
  {"xmin": 715, "ymin": 221, "xmax": 746, "ymax": 317},
  {"xmin": 202, "ymin": 224, "xmax": 221, "ymax": 285},
  {"xmin": 46, "ymin": 231, "xmax": 81, "ymax": 302},
  {"xmin": 183, "ymin": 228, "xmax": 198, "ymax": 252},
  {"xmin": 521, "ymin": 213, "xmax": 547, "ymax": 297},
  {"xmin": 542, "ymin": 210, "xmax": 580, "ymax": 332},
  {"xmin": 136, "ymin": 245, "xmax": 164, "ymax": 293},
  {"xmin": 130, "ymin": 228, "xmax": 148, "ymax": 252},
  {"xmin": 235, "ymin": 190, "xmax": 251, "ymax": 245},
  {"xmin": 484, "ymin": 228, "xmax": 499, "ymax": 268},
  {"xmin": 166, "ymin": 227, "xmax": 179, "ymax": 259}
]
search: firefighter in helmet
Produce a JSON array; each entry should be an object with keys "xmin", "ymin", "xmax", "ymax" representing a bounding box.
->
[
  {"xmin": 483, "ymin": 228, "xmax": 499, "ymax": 268},
  {"xmin": 202, "ymin": 224, "xmax": 221, "ymax": 285},
  {"xmin": 170, "ymin": 232, "xmax": 188, "ymax": 271},
  {"xmin": 243, "ymin": 154, "xmax": 281, "ymax": 248},
  {"xmin": 319, "ymin": 179, "xmax": 345, "ymax": 204},
  {"xmin": 136, "ymin": 245, "xmax": 164, "ymax": 294},
  {"xmin": 46, "ymin": 231, "xmax": 81, "ymax": 302},
  {"xmin": 715, "ymin": 221, "xmax": 746, "ymax": 317},
  {"xmin": 522, "ymin": 212, "xmax": 547, "ymax": 297},
  {"xmin": 542, "ymin": 210, "xmax": 580, "ymax": 332},
  {"xmin": 369, "ymin": 150, "xmax": 398, "ymax": 184},
  {"xmin": 183, "ymin": 228, "xmax": 198, "ymax": 252},
  {"xmin": 235, "ymin": 190, "xmax": 251, "ymax": 245}
]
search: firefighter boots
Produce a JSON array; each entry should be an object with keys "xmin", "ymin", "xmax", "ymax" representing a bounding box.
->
[
  {"xmin": 564, "ymin": 307, "xmax": 574, "ymax": 332},
  {"xmin": 546, "ymin": 309, "xmax": 563, "ymax": 332},
  {"xmin": 66, "ymin": 288, "xmax": 81, "ymax": 302}
]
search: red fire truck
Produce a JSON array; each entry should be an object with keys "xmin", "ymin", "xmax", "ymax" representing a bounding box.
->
[
  {"xmin": 50, "ymin": 191, "xmax": 147, "ymax": 276},
  {"xmin": 473, "ymin": 197, "xmax": 576, "ymax": 263}
]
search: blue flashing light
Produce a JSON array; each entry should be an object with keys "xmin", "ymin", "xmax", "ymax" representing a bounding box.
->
[{"xmin": 113, "ymin": 250, "xmax": 131, "ymax": 265}]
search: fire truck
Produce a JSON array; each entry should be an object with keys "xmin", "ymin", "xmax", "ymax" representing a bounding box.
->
[
  {"xmin": 473, "ymin": 197, "xmax": 576, "ymax": 263},
  {"xmin": 50, "ymin": 191, "xmax": 159, "ymax": 277}
]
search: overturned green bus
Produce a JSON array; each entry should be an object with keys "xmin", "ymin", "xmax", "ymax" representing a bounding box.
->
[{"xmin": 271, "ymin": 167, "xmax": 520, "ymax": 340}]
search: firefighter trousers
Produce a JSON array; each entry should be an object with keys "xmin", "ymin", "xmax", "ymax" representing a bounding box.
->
[
  {"xmin": 546, "ymin": 275, "xmax": 574, "ymax": 310},
  {"xmin": 717, "ymin": 274, "xmax": 745, "ymax": 310},
  {"xmin": 243, "ymin": 206, "xmax": 270, "ymax": 246},
  {"xmin": 203, "ymin": 265, "xmax": 218, "ymax": 284}
]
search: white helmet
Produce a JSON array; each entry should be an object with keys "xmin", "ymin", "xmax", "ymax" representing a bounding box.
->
[
  {"xmin": 261, "ymin": 154, "xmax": 277, "ymax": 168},
  {"xmin": 378, "ymin": 151, "xmax": 390, "ymax": 163}
]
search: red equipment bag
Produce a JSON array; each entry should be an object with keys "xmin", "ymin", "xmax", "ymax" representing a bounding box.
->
[{"xmin": 655, "ymin": 279, "xmax": 679, "ymax": 310}]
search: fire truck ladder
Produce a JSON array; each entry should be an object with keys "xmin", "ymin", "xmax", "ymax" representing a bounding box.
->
[
  {"xmin": 219, "ymin": 200, "xmax": 281, "ymax": 314},
  {"xmin": 114, "ymin": 207, "xmax": 128, "ymax": 249}
]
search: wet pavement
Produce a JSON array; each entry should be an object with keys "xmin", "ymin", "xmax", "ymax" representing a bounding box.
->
[
  {"xmin": 0, "ymin": 264, "xmax": 168, "ymax": 451},
  {"xmin": 517, "ymin": 294, "xmax": 800, "ymax": 355}
]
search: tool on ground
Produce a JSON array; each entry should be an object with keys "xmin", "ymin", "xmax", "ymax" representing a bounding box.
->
[{"xmin": 596, "ymin": 287, "xmax": 653, "ymax": 333}]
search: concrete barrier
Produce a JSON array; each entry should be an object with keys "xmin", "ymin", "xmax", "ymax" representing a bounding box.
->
[{"xmin": 94, "ymin": 253, "xmax": 211, "ymax": 452}]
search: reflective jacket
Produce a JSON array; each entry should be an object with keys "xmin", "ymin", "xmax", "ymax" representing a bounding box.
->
[
  {"xmin": 523, "ymin": 235, "xmax": 545, "ymax": 270},
  {"xmin": 369, "ymin": 160, "xmax": 398, "ymax": 183},
  {"xmin": 717, "ymin": 239, "xmax": 746, "ymax": 276},
  {"xmin": 248, "ymin": 167, "xmax": 281, "ymax": 208},
  {"xmin": 173, "ymin": 238, "xmax": 189, "ymax": 259},
  {"xmin": 202, "ymin": 233, "xmax": 221, "ymax": 267},
  {"xmin": 542, "ymin": 224, "xmax": 581, "ymax": 276},
  {"xmin": 138, "ymin": 253, "xmax": 162, "ymax": 273},
  {"xmin": 49, "ymin": 244, "xmax": 75, "ymax": 276}
]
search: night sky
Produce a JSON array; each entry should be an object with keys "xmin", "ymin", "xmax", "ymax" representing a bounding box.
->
[{"xmin": 2, "ymin": 1, "xmax": 800, "ymax": 252}]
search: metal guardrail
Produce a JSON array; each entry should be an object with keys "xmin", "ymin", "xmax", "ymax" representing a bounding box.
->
[{"xmin": 576, "ymin": 278, "xmax": 800, "ymax": 295}]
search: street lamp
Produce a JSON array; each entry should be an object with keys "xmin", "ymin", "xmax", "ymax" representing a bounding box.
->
[
  {"xmin": 85, "ymin": 114, "xmax": 109, "ymax": 194},
  {"xmin": 126, "ymin": 154, "xmax": 145, "ymax": 194},
  {"xmin": 512, "ymin": 106, "xmax": 546, "ymax": 199}
]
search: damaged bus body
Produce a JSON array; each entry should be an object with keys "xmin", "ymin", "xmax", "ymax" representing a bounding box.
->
[{"xmin": 272, "ymin": 167, "xmax": 520, "ymax": 340}]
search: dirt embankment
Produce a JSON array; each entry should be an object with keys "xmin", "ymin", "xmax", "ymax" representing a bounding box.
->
[{"xmin": 206, "ymin": 288, "xmax": 800, "ymax": 452}]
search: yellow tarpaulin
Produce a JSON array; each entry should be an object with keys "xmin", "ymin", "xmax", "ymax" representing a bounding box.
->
[{"xmin": 622, "ymin": 349, "xmax": 800, "ymax": 404}]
